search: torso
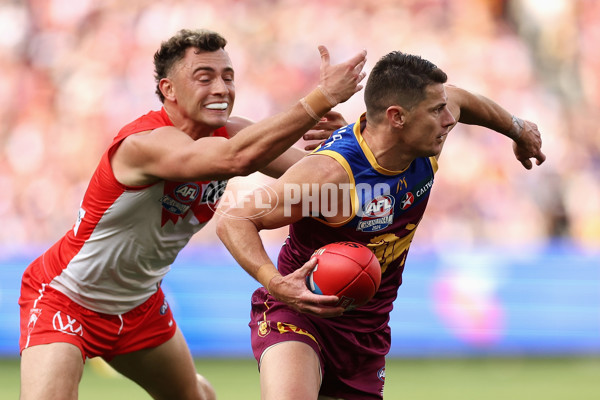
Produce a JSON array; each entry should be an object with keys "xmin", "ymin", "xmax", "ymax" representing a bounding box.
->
[
  {"xmin": 42, "ymin": 109, "xmax": 229, "ymax": 314},
  {"xmin": 278, "ymin": 114, "xmax": 438, "ymax": 332}
]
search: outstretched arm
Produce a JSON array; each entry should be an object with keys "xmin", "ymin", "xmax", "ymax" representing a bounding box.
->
[
  {"xmin": 446, "ymin": 85, "xmax": 546, "ymax": 169},
  {"xmin": 113, "ymin": 46, "xmax": 367, "ymax": 185}
]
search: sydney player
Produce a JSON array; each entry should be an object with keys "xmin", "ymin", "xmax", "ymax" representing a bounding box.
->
[
  {"xmin": 217, "ymin": 51, "xmax": 545, "ymax": 399},
  {"xmin": 18, "ymin": 28, "xmax": 366, "ymax": 400}
]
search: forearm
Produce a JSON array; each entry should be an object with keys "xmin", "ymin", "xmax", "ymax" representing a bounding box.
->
[
  {"xmin": 451, "ymin": 87, "xmax": 523, "ymax": 141},
  {"xmin": 215, "ymin": 217, "xmax": 280, "ymax": 291},
  {"xmin": 229, "ymin": 88, "xmax": 335, "ymax": 175}
]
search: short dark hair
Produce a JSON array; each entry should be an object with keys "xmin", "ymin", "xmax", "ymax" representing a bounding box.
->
[
  {"xmin": 153, "ymin": 29, "xmax": 228, "ymax": 102},
  {"xmin": 364, "ymin": 51, "xmax": 448, "ymax": 122}
]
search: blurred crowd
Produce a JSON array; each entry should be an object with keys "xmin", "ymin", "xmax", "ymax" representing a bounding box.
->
[{"xmin": 0, "ymin": 0, "xmax": 598, "ymax": 252}]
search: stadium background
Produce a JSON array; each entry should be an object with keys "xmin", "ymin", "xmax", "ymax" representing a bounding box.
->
[{"xmin": 0, "ymin": 0, "xmax": 598, "ymax": 398}]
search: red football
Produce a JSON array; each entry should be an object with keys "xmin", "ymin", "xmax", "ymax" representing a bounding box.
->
[{"xmin": 306, "ymin": 241, "xmax": 381, "ymax": 310}]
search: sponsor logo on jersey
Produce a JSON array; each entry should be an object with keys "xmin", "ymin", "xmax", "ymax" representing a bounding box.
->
[
  {"xmin": 357, "ymin": 195, "xmax": 395, "ymax": 232},
  {"xmin": 400, "ymin": 192, "xmax": 414, "ymax": 210},
  {"xmin": 400, "ymin": 177, "xmax": 434, "ymax": 210},
  {"xmin": 52, "ymin": 311, "xmax": 83, "ymax": 337}
]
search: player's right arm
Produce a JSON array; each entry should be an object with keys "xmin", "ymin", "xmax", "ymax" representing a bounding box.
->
[
  {"xmin": 112, "ymin": 47, "xmax": 366, "ymax": 186},
  {"xmin": 445, "ymin": 85, "xmax": 546, "ymax": 169},
  {"xmin": 216, "ymin": 154, "xmax": 350, "ymax": 317}
]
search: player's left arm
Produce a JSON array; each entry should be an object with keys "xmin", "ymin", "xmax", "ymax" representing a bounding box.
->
[
  {"xmin": 226, "ymin": 111, "xmax": 348, "ymax": 178},
  {"xmin": 445, "ymin": 84, "xmax": 546, "ymax": 169}
]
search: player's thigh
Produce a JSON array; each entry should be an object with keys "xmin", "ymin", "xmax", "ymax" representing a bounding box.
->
[
  {"xmin": 260, "ymin": 341, "xmax": 321, "ymax": 400},
  {"xmin": 108, "ymin": 327, "xmax": 204, "ymax": 400},
  {"xmin": 20, "ymin": 342, "xmax": 84, "ymax": 400}
]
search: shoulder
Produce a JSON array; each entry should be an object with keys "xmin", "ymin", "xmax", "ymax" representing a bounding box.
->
[
  {"xmin": 225, "ymin": 116, "xmax": 254, "ymax": 137},
  {"xmin": 282, "ymin": 152, "xmax": 349, "ymax": 185}
]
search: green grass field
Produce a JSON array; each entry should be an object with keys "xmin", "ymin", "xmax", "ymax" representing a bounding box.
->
[{"xmin": 1, "ymin": 356, "xmax": 598, "ymax": 399}]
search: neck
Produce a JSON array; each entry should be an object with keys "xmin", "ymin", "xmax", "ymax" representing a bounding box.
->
[
  {"xmin": 163, "ymin": 102, "xmax": 215, "ymax": 140},
  {"xmin": 362, "ymin": 123, "xmax": 414, "ymax": 172}
]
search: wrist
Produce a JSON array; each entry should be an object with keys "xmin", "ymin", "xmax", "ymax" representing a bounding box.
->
[
  {"xmin": 300, "ymin": 86, "xmax": 338, "ymax": 122},
  {"xmin": 508, "ymin": 115, "xmax": 524, "ymax": 141},
  {"xmin": 256, "ymin": 263, "xmax": 280, "ymax": 293}
]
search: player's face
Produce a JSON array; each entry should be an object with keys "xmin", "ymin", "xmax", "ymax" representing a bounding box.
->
[
  {"xmin": 168, "ymin": 47, "xmax": 235, "ymax": 130},
  {"xmin": 404, "ymin": 83, "xmax": 455, "ymax": 157}
]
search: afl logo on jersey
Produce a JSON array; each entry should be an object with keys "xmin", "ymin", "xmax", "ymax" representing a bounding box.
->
[
  {"xmin": 174, "ymin": 183, "xmax": 200, "ymax": 203},
  {"xmin": 357, "ymin": 195, "xmax": 395, "ymax": 232},
  {"xmin": 160, "ymin": 183, "xmax": 199, "ymax": 216}
]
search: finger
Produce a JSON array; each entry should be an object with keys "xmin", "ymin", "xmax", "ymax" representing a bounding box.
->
[
  {"xmin": 304, "ymin": 143, "xmax": 321, "ymax": 151},
  {"xmin": 299, "ymin": 257, "xmax": 319, "ymax": 276},
  {"xmin": 347, "ymin": 49, "xmax": 367, "ymax": 68},
  {"xmin": 521, "ymin": 158, "xmax": 533, "ymax": 170},
  {"xmin": 318, "ymin": 45, "xmax": 331, "ymax": 68},
  {"xmin": 355, "ymin": 59, "xmax": 367, "ymax": 74},
  {"xmin": 535, "ymin": 151, "xmax": 547, "ymax": 165}
]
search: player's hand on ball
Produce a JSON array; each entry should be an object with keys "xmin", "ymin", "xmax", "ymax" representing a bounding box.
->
[
  {"xmin": 303, "ymin": 111, "xmax": 348, "ymax": 151},
  {"xmin": 512, "ymin": 119, "xmax": 546, "ymax": 169},
  {"xmin": 268, "ymin": 258, "xmax": 345, "ymax": 318}
]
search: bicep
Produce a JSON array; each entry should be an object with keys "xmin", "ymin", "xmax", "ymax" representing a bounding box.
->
[
  {"xmin": 224, "ymin": 154, "xmax": 347, "ymax": 230},
  {"xmin": 115, "ymin": 127, "xmax": 241, "ymax": 184}
]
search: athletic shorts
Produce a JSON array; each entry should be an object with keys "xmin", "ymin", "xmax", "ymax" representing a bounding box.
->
[
  {"xmin": 19, "ymin": 262, "xmax": 177, "ymax": 362},
  {"xmin": 249, "ymin": 287, "xmax": 387, "ymax": 400}
]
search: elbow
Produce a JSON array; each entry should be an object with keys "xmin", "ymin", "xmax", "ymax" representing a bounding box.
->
[
  {"xmin": 225, "ymin": 151, "xmax": 266, "ymax": 177},
  {"xmin": 215, "ymin": 215, "xmax": 229, "ymax": 242}
]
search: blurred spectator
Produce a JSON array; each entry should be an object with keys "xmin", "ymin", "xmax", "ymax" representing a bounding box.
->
[{"xmin": 0, "ymin": 0, "xmax": 598, "ymax": 251}]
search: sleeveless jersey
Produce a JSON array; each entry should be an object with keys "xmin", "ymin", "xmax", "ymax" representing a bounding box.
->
[
  {"xmin": 278, "ymin": 114, "xmax": 438, "ymax": 332},
  {"xmin": 39, "ymin": 108, "xmax": 228, "ymax": 314}
]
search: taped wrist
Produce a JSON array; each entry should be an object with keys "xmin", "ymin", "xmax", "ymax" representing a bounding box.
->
[
  {"xmin": 256, "ymin": 263, "xmax": 280, "ymax": 293},
  {"xmin": 300, "ymin": 86, "xmax": 338, "ymax": 122}
]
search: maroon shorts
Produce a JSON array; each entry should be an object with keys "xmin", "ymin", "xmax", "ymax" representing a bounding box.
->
[
  {"xmin": 19, "ymin": 263, "xmax": 177, "ymax": 362},
  {"xmin": 250, "ymin": 288, "xmax": 387, "ymax": 400}
]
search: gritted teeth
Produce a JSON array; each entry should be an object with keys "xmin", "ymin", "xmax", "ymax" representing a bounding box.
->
[{"xmin": 205, "ymin": 102, "xmax": 228, "ymax": 110}]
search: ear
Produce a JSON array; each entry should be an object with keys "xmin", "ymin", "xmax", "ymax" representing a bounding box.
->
[
  {"xmin": 159, "ymin": 78, "xmax": 176, "ymax": 102},
  {"xmin": 386, "ymin": 106, "xmax": 406, "ymax": 128}
]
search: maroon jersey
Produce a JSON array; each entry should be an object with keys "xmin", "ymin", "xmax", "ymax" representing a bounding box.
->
[
  {"xmin": 278, "ymin": 115, "xmax": 437, "ymax": 335},
  {"xmin": 250, "ymin": 116, "xmax": 438, "ymax": 399}
]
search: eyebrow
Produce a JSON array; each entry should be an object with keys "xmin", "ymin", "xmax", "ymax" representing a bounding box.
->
[{"xmin": 192, "ymin": 66, "xmax": 234, "ymax": 74}]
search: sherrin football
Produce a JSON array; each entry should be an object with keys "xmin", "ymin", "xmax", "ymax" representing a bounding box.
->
[{"xmin": 306, "ymin": 241, "xmax": 381, "ymax": 310}]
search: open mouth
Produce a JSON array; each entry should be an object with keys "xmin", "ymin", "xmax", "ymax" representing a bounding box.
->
[{"xmin": 205, "ymin": 102, "xmax": 228, "ymax": 110}]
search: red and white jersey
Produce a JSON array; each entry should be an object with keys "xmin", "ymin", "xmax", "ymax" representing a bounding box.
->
[{"xmin": 39, "ymin": 108, "xmax": 228, "ymax": 314}]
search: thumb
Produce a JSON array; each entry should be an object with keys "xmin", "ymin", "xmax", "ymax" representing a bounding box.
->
[
  {"xmin": 299, "ymin": 257, "xmax": 319, "ymax": 277},
  {"xmin": 318, "ymin": 45, "xmax": 330, "ymax": 68}
]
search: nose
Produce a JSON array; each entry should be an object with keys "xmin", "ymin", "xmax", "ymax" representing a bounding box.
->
[
  {"xmin": 212, "ymin": 77, "xmax": 228, "ymax": 95},
  {"xmin": 442, "ymin": 107, "xmax": 456, "ymax": 127}
]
